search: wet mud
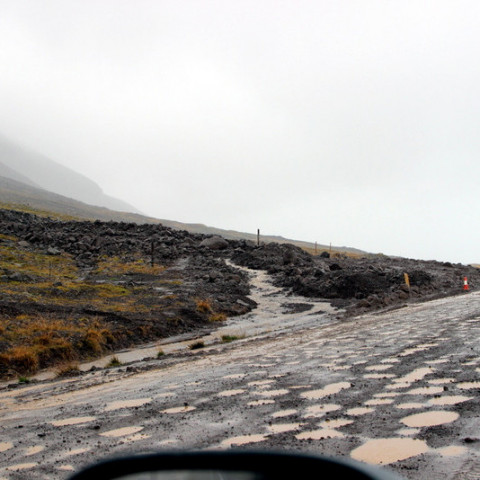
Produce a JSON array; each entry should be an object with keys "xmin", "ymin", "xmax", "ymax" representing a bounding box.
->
[{"xmin": 1, "ymin": 266, "xmax": 480, "ymax": 479}]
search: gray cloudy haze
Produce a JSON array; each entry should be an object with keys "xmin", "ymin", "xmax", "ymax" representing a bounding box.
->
[{"xmin": 1, "ymin": 1, "xmax": 479, "ymax": 264}]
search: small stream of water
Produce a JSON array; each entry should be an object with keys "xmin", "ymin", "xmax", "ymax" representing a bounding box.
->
[{"xmin": 32, "ymin": 261, "xmax": 338, "ymax": 381}]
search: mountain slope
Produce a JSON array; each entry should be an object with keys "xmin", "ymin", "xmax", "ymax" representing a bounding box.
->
[
  {"xmin": 0, "ymin": 174, "xmax": 366, "ymax": 256},
  {"xmin": 0, "ymin": 134, "xmax": 140, "ymax": 214},
  {"xmin": 0, "ymin": 175, "xmax": 160, "ymax": 224},
  {"xmin": 0, "ymin": 134, "xmax": 366, "ymax": 256}
]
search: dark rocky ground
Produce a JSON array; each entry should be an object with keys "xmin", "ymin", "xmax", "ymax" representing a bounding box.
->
[
  {"xmin": 231, "ymin": 243, "xmax": 480, "ymax": 315},
  {"xmin": 0, "ymin": 207, "xmax": 479, "ymax": 377}
]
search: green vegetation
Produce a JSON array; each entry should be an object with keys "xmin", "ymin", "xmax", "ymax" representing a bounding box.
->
[
  {"xmin": 95, "ymin": 255, "xmax": 166, "ymax": 276},
  {"xmin": 0, "ymin": 237, "xmax": 184, "ymax": 378},
  {"xmin": 221, "ymin": 334, "xmax": 244, "ymax": 343},
  {"xmin": 106, "ymin": 356, "xmax": 122, "ymax": 368},
  {"xmin": 209, "ymin": 312, "xmax": 227, "ymax": 322},
  {"xmin": 157, "ymin": 349, "xmax": 165, "ymax": 358},
  {"xmin": 0, "ymin": 207, "xmax": 237, "ymax": 379}
]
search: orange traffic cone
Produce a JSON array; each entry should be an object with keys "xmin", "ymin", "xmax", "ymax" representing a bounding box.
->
[{"xmin": 463, "ymin": 276, "xmax": 470, "ymax": 291}]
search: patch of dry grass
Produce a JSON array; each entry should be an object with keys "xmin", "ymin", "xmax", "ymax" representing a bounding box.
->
[
  {"xmin": 209, "ymin": 312, "xmax": 227, "ymax": 322},
  {"xmin": 195, "ymin": 298, "xmax": 213, "ymax": 313},
  {"xmin": 0, "ymin": 202, "xmax": 81, "ymax": 221},
  {"xmin": 0, "ymin": 314, "xmax": 114, "ymax": 376},
  {"xmin": 95, "ymin": 255, "xmax": 166, "ymax": 276},
  {"xmin": 0, "ymin": 243, "xmax": 78, "ymax": 280}
]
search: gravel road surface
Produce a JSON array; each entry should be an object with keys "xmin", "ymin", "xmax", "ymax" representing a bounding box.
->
[{"xmin": 1, "ymin": 267, "xmax": 480, "ymax": 480}]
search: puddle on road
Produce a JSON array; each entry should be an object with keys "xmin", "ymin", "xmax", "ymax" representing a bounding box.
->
[
  {"xmin": 428, "ymin": 378, "xmax": 454, "ymax": 385},
  {"xmin": 428, "ymin": 395, "xmax": 472, "ymax": 406},
  {"xmin": 218, "ymin": 389, "xmax": 245, "ymax": 397},
  {"xmin": 386, "ymin": 382, "xmax": 411, "ymax": 390},
  {"xmin": 351, "ymin": 438, "xmax": 429, "ymax": 465},
  {"xmin": 296, "ymin": 428, "xmax": 344, "ymax": 440},
  {"xmin": 100, "ymin": 426, "xmax": 144, "ymax": 437},
  {"xmin": 401, "ymin": 411, "xmax": 459, "ymax": 428},
  {"xmin": 5, "ymin": 463, "xmax": 38, "ymax": 471},
  {"xmin": 267, "ymin": 423, "xmax": 303, "ymax": 434},
  {"xmin": 301, "ymin": 382, "xmax": 351, "ymax": 400},
  {"xmin": 396, "ymin": 367, "xmax": 435, "ymax": 384},
  {"xmin": 105, "ymin": 398, "xmax": 152, "ymax": 411},
  {"xmin": 25, "ymin": 446, "xmax": 44, "ymax": 456},
  {"xmin": 0, "ymin": 442, "xmax": 13, "ymax": 453},
  {"xmin": 457, "ymin": 381, "xmax": 480, "ymax": 389},
  {"xmin": 437, "ymin": 446, "xmax": 468, "ymax": 457},
  {"xmin": 397, "ymin": 428, "xmax": 420, "ymax": 436},
  {"xmin": 66, "ymin": 448, "xmax": 91, "ymax": 456},
  {"xmin": 320, "ymin": 419, "xmax": 353, "ymax": 428},
  {"xmin": 162, "ymin": 406, "xmax": 196, "ymax": 414},
  {"xmin": 399, "ymin": 347, "xmax": 428, "ymax": 357},
  {"xmin": 220, "ymin": 434, "xmax": 267, "ymax": 447},
  {"xmin": 406, "ymin": 386, "xmax": 444, "ymax": 395},
  {"xmin": 271, "ymin": 409, "xmax": 297, "ymax": 418},
  {"xmin": 57, "ymin": 465, "xmax": 75, "ymax": 471},
  {"xmin": 304, "ymin": 404, "xmax": 341, "ymax": 417},
  {"xmin": 51, "ymin": 416, "xmax": 96, "ymax": 427}
]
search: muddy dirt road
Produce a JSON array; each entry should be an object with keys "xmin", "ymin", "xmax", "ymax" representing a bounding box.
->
[{"xmin": 1, "ymin": 266, "xmax": 480, "ymax": 480}]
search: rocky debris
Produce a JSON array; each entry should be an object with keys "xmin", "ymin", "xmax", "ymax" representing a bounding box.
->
[
  {"xmin": 231, "ymin": 242, "xmax": 480, "ymax": 314},
  {"xmin": 199, "ymin": 236, "xmax": 229, "ymax": 250},
  {"xmin": 1, "ymin": 207, "xmax": 478, "ymax": 322}
]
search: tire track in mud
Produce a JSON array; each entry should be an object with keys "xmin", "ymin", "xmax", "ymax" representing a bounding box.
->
[{"xmin": 1, "ymin": 266, "xmax": 480, "ymax": 479}]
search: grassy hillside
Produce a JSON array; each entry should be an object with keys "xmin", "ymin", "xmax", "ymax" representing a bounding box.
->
[{"xmin": 0, "ymin": 210, "xmax": 254, "ymax": 379}]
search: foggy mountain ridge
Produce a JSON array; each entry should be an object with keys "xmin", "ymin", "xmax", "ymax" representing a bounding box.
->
[
  {"xmin": 0, "ymin": 172, "xmax": 365, "ymax": 256},
  {"xmin": 0, "ymin": 160, "xmax": 39, "ymax": 187},
  {"xmin": 0, "ymin": 134, "xmax": 366, "ymax": 256},
  {"xmin": 0, "ymin": 133, "xmax": 141, "ymax": 214}
]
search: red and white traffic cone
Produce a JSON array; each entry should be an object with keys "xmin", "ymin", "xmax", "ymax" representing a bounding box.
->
[{"xmin": 463, "ymin": 276, "xmax": 470, "ymax": 291}]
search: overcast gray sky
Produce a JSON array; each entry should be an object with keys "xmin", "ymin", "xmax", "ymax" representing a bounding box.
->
[{"xmin": 1, "ymin": 1, "xmax": 479, "ymax": 264}]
